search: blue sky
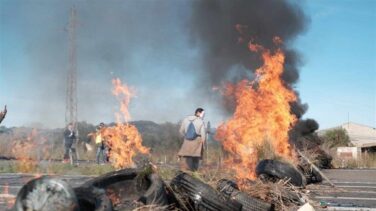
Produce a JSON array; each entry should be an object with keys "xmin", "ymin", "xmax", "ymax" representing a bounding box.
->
[
  {"xmin": 0, "ymin": 0, "xmax": 375, "ymax": 129},
  {"xmin": 295, "ymin": 0, "xmax": 375, "ymax": 128}
]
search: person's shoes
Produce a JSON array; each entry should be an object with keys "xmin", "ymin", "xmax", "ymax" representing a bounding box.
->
[{"xmin": 62, "ymin": 159, "xmax": 69, "ymax": 164}]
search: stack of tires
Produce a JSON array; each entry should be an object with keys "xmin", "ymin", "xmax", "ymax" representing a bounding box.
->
[
  {"xmin": 170, "ymin": 172, "xmax": 242, "ymax": 211},
  {"xmin": 14, "ymin": 160, "xmax": 317, "ymax": 211},
  {"xmin": 217, "ymin": 179, "xmax": 274, "ymax": 211},
  {"xmin": 14, "ymin": 169, "xmax": 177, "ymax": 211}
]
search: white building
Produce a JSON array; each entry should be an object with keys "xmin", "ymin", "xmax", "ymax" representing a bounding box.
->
[
  {"xmin": 319, "ymin": 122, "xmax": 376, "ymax": 159},
  {"xmin": 319, "ymin": 122, "xmax": 376, "ymax": 148}
]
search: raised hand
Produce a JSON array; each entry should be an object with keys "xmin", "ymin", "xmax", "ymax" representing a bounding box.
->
[{"xmin": 0, "ymin": 105, "xmax": 7, "ymax": 124}]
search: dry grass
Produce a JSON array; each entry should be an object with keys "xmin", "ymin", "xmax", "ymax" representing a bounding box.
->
[
  {"xmin": 240, "ymin": 179, "xmax": 310, "ymax": 210},
  {"xmin": 0, "ymin": 160, "xmax": 115, "ymax": 175}
]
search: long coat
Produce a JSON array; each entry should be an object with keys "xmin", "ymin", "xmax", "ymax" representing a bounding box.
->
[{"xmin": 178, "ymin": 115, "xmax": 206, "ymax": 157}]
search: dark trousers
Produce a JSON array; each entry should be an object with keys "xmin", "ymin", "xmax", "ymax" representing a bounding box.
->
[
  {"xmin": 63, "ymin": 142, "xmax": 77, "ymax": 162},
  {"xmin": 183, "ymin": 156, "xmax": 200, "ymax": 171}
]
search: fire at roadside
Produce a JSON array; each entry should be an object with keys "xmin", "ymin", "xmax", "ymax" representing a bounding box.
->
[{"xmin": 2, "ymin": 40, "xmax": 333, "ymax": 211}]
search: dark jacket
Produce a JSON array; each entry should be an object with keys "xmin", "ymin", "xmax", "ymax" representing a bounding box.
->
[{"xmin": 64, "ymin": 129, "xmax": 76, "ymax": 146}]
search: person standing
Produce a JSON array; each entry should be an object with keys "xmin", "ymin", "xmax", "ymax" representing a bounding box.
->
[
  {"xmin": 178, "ymin": 108, "xmax": 206, "ymax": 171},
  {"xmin": 95, "ymin": 122, "xmax": 107, "ymax": 165},
  {"xmin": 63, "ymin": 123, "xmax": 78, "ymax": 165}
]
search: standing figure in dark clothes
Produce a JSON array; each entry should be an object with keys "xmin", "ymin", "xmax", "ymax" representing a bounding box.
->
[
  {"xmin": 0, "ymin": 105, "xmax": 7, "ymax": 124},
  {"xmin": 63, "ymin": 123, "xmax": 78, "ymax": 165}
]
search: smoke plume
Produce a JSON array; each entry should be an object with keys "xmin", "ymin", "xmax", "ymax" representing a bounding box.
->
[{"xmin": 188, "ymin": 0, "xmax": 318, "ymax": 139}]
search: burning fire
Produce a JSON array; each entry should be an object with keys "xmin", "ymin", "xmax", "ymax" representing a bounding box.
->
[
  {"xmin": 11, "ymin": 129, "xmax": 40, "ymax": 172},
  {"xmin": 101, "ymin": 78, "xmax": 149, "ymax": 169},
  {"xmin": 216, "ymin": 37, "xmax": 297, "ymax": 180}
]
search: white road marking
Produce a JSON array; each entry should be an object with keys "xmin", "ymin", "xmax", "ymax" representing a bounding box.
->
[
  {"xmin": 0, "ymin": 185, "xmax": 22, "ymax": 189},
  {"xmin": 0, "ymin": 194, "xmax": 15, "ymax": 198},
  {"xmin": 327, "ymin": 207, "xmax": 376, "ymax": 211},
  {"xmin": 325, "ymin": 181, "xmax": 376, "ymax": 185},
  {"xmin": 316, "ymin": 196, "xmax": 376, "ymax": 201},
  {"xmin": 336, "ymin": 185, "xmax": 376, "ymax": 189}
]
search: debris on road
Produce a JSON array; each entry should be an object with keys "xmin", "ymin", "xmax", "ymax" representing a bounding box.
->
[
  {"xmin": 14, "ymin": 177, "xmax": 78, "ymax": 211},
  {"xmin": 12, "ymin": 163, "xmax": 317, "ymax": 211},
  {"xmin": 256, "ymin": 159, "xmax": 306, "ymax": 187},
  {"xmin": 170, "ymin": 172, "xmax": 242, "ymax": 211},
  {"xmin": 217, "ymin": 179, "xmax": 273, "ymax": 211}
]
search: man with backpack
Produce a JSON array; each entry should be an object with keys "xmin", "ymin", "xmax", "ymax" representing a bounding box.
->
[{"xmin": 178, "ymin": 108, "xmax": 206, "ymax": 171}]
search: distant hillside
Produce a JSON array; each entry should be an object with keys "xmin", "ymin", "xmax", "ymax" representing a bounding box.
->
[{"xmin": 0, "ymin": 120, "xmax": 183, "ymax": 159}]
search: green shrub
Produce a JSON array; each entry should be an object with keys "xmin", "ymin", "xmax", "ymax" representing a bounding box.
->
[{"xmin": 321, "ymin": 128, "xmax": 351, "ymax": 149}]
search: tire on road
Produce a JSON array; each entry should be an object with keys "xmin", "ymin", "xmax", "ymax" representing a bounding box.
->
[
  {"xmin": 14, "ymin": 176, "xmax": 79, "ymax": 211},
  {"xmin": 81, "ymin": 168, "xmax": 171, "ymax": 208},
  {"xmin": 217, "ymin": 179, "xmax": 274, "ymax": 211},
  {"xmin": 74, "ymin": 186, "xmax": 113, "ymax": 211},
  {"xmin": 256, "ymin": 159, "xmax": 306, "ymax": 187},
  {"xmin": 170, "ymin": 172, "xmax": 242, "ymax": 211}
]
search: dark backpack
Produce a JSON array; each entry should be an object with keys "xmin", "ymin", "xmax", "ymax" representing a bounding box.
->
[{"xmin": 185, "ymin": 120, "xmax": 199, "ymax": 141}]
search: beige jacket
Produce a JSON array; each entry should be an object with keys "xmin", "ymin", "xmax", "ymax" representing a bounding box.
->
[{"xmin": 178, "ymin": 115, "xmax": 206, "ymax": 157}]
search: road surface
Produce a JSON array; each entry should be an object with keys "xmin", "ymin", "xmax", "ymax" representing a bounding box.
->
[{"xmin": 308, "ymin": 169, "xmax": 376, "ymax": 210}]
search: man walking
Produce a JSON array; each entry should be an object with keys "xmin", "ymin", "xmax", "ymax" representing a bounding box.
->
[
  {"xmin": 63, "ymin": 123, "xmax": 78, "ymax": 165},
  {"xmin": 178, "ymin": 108, "xmax": 206, "ymax": 171}
]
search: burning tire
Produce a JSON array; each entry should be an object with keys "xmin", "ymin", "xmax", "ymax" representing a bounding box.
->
[
  {"xmin": 299, "ymin": 166, "xmax": 322, "ymax": 184},
  {"xmin": 217, "ymin": 179, "xmax": 273, "ymax": 211},
  {"xmin": 256, "ymin": 159, "xmax": 306, "ymax": 187},
  {"xmin": 74, "ymin": 186, "xmax": 113, "ymax": 211},
  {"xmin": 14, "ymin": 177, "xmax": 79, "ymax": 211},
  {"xmin": 170, "ymin": 172, "xmax": 242, "ymax": 211},
  {"xmin": 81, "ymin": 168, "xmax": 171, "ymax": 209}
]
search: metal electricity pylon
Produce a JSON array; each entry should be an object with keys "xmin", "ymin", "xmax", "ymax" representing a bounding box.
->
[{"xmin": 65, "ymin": 7, "xmax": 78, "ymax": 133}]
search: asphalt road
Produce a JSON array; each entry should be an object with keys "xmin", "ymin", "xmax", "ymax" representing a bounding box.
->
[
  {"xmin": 308, "ymin": 169, "xmax": 376, "ymax": 210},
  {"xmin": 0, "ymin": 169, "xmax": 375, "ymax": 210}
]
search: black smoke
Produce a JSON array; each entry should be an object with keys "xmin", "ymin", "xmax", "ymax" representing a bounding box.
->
[{"xmin": 188, "ymin": 0, "xmax": 319, "ymax": 141}]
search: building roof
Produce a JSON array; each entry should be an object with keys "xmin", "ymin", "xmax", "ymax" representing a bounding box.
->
[{"xmin": 319, "ymin": 122, "xmax": 376, "ymax": 148}]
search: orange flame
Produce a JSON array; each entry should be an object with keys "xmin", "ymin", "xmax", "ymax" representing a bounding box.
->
[
  {"xmin": 101, "ymin": 78, "xmax": 149, "ymax": 169},
  {"xmin": 11, "ymin": 129, "xmax": 39, "ymax": 172},
  {"xmin": 112, "ymin": 78, "xmax": 135, "ymax": 123},
  {"xmin": 216, "ymin": 37, "xmax": 297, "ymax": 180}
]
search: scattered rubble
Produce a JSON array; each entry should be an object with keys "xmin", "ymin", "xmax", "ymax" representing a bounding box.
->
[{"xmin": 13, "ymin": 158, "xmax": 324, "ymax": 211}]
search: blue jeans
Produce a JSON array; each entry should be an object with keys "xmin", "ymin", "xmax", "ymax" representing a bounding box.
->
[{"xmin": 96, "ymin": 146, "xmax": 106, "ymax": 164}]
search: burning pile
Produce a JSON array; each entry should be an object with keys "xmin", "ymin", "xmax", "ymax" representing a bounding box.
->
[
  {"xmin": 11, "ymin": 129, "xmax": 50, "ymax": 172},
  {"xmin": 216, "ymin": 38, "xmax": 298, "ymax": 181},
  {"xmin": 101, "ymin": 78, "xmax": 149, "ymax": 169}
]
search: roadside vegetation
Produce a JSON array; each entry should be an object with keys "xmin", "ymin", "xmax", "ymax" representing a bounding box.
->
[
  {"xmin": 321, "ymin": 128, "xmax": 351, "ymax": 149},
  {"xmin": 319, "ymin": 128, "xmax": 376, "ymax": 168}
]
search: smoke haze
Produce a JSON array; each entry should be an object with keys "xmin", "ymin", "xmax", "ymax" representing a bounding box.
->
[{"xmin": 0, "ymin": 0, "xmax": 309, "ymax": 128}]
